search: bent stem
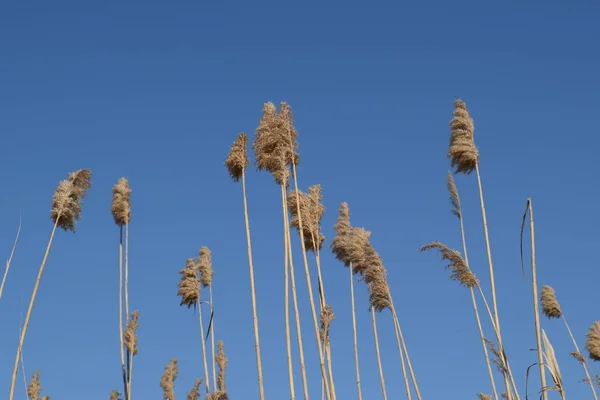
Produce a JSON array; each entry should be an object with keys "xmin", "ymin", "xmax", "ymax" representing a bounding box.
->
[{"xmin": 0, "ymin": 213, "xmax": 22, "ymax": 302}]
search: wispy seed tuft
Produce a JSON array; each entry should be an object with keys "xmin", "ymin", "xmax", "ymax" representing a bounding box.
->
[
  {"xmin": 540, "ymin": 285, "xmax": 562, "ymax": 319},
  {"xmin": 27, "ymin": 371, "xmax": 42, "ymax": 400},
  {"xmin": 447, "ymin": 171, "xmax": 461, "ymax": 219},
  {"xmin": 420, "ymin": 242, "xmax": 479, "ymax": 288},
  {"xmin": 160, "ymin": 358, "xmax": 178, "ymax": 400},
  {"xmin": 225, "ymin": 133, "xmax": 250, "ymax": 182},
  {"xmin": 288, "ymin": 184, "xmax": 326, "ymax": 251},
  {"xmin": 124, "ymin": 310, "xmax": 140, "ymax": 356},
  {"xmin": 477, "ymin": 394, "xmax": 492, "ymax": 400},
  {"xmin": 111, "ymin": 177, "xmax": 132, "ymax": 225},
  {"xmin": 571, "ymin": 351, "xmax": 586, "ymax": 364},
  {"xmin": 187, "ymin": 378, "xmax": 202, "ymax": 400},
  {"xmin": 320, "ymin": 304, "xmax": 335, "ymax": 345},
  {"xmin": 448, "ymin": 99, "xmax": 479, "ymax": 174},
  {"xmin": 586, "ymin": 322, "xmax": 600, "ymax": 361},
  {"xmin": 51, "ymin": 169, "xmax": 92, "ymax": 231},
  {"xmin": 198, "ymin": 247, "xmax": 213, "ymax": 287},
  {"xmin": 330, "ymin": 203, "xmax": 372, "ymax": 275}
]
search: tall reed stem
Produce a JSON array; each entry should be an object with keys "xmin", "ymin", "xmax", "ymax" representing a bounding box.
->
[
  {"xmin": 282, "ymin": 185, "xmax": 309, "ymax": 400},
  {"xmin": 562, "ymin": 316, "xmax": 597, "ymax": 400},
  {"xmin": 283, "ymin": 198, "xmax": 296, "ymax": 400},
  {"xmin": 476, "ymin": 164, "xmax": 512, "ymax": 399},
  {"xmin": 371, "ymin": 308, "xmax": 388, "ymax": 400},
  {"xmin": 8, "ymin": 219, "xmax": 59, "ymax": 400},
  {"xmin": 210, "ymin": 286, "xmax": 217, "ymax": 391},
  {"xmin": 0, "ymin": 214, "xmax": 21, "ymax": 302},
  {"xmin": 349, "ymin": 263, "xmax": 363, "ymax": 400},
  {"xmin": 198, "ymin": 299, "xmax": 211, "ymax": 394},
  {"xmin": 119, "ymin": 227, "xmax": 129, "ymax": 400},
  {"xmin": 390, "ymin": 308, "xmax": 411, "ymax": 400},
  {"xmin": 527, "ymin": 199, "xmax": 547, "ymax": 400},
  {"xmin": 240, "ymin": 171, "xmax": 266, "ymax": 400}
]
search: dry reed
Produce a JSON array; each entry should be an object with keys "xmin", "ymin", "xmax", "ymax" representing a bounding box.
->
[
  {"xmin": 177, "ymin": 259, "xmax": 200, "ymax": 308},
  {"xmin": 124, "ymin": 310, "xmax": 140, "ymax": 356},
  {"xmin": 541, "ymin": 330, "xmax": 564, "ymax": 398},
  {"xmin": 478, "ymin": 394, "xmax": 493, "ymax": 400},
  {"xmin": 540, "ymin": 286, "xmax": 562, "ymax": 319},
  {"xmin": 27, "ymin": 371, "xmax": 42, "ymax": 400},
  {"xmin": 288, "ymin": 185, "xmax": 326, "ymax": 252},
  {"xmin": 586, "ymin": 322, "xmax": 600, "ymax": 361},
  {"xmin": 160, "ymin": 359, "xmax": 178, "ymax": 400},
  {"xmin": 110, "ymin": 390, "xmax": 122, "ymax": 400},
  {"xmin": 0, "ymin": 215, "xmax": 21, "ymax": 302},
  {"xmin": 111, "ymin": 178, "xmax": 132, "ymax": 226},
  {"xmin": 420, "ymin": 242, "xmax": 479, "ymax": 288},
  {"xmin": 198, "ymin": 247, "xmax": 213, "ymax": 288},
  {"xmin": 448, "ymin": 99, "xmax": 478, "ymax": 175},
  {"xmin": 225, "ymin": 133, "xmax": 250, "ymax": 182},
  {"xmin": 187, "ymin": 378, "xmax": 202, "ymax": 400}
]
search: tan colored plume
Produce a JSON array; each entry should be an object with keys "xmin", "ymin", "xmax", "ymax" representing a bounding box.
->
[
  {"xmin": 124, "ymin": 310, "xmax": 140, "ymax": 356},
  {"xmin": 27, "ymin": 371, "xmax": 42, "ymax": 400},
  {"xmin": 160, "ymin": 358, "xmax": 178, "ymax": 400},
  {"xmin": 110, "ymin": 390, "xmax": 122, "ymax": 400},
  {"xmin": 447, "ymin": 171, "xmax": 461, "ymax": 218},
  {"xmin": 320, "ymin": 304, "xmax": 335, "ymax": 345},
  {"xmin": 288, "ymin": 184, "xmax": 326, "ymax": 251},
  {"xmin": 571, "ymin": 351, "xmax": 586, "ymax": 364},
  {"xmin": 540, "ymin": 285, "xmax": 562, "ymax": 319},
  {"xmin": 225, "ymin": 133, "xmax": 250, "ymax": 182},
  {"xmin": 207, "ymin": 340, "xmax": 229, "ymax": 400},
  {"xmin": 177, "ymin": 258, "xmax": 199, "ymax": 308},
  {"xmin": 448, "ymin": 99, "xmax": 479, "ymax": 174},
  {"xmin": 586, "ymin": 322, "xmax": 600, "ymax": 361},
  {"xmin": 111, "ymin": 177, "xmax": 132, "ymax": 225},
  {"xmin": 478, "ymin": 394, "xmax": 492, "ymax": 400},
  {"xmin": 198, "ymin": 246, "xmax": 213, "ymax": 287},
  {"xmin": 420, "ymin": 241, "xmax": 479, "ymax": 288},
  {"xmin": 51, "ymin": 169, "xmax": 92, "ymax": 231},
  {"xmin": 187, "ymin": 378, "xmax": 202, "ymax": 400},
  {"xmin": 361, "ymin": 245, "xmax": 391, "ymax": 312},
  {"xmin": 330, "ymin": 202, "xmax": 372, "ymax": 275}
]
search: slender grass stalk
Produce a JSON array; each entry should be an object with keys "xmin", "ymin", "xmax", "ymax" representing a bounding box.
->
[
  {"xmin": 282, "ymin": 185, "xmax": 309, "ymax": 400},
  {"xmin": 282, "ymin": 185, "xmax": 296, "ymax": 400},
  {"xmin": 209, "ymin": 286, "xmax": 217, "ymax": 392},
  {"xmin": 0, "ymin": 213, "xmax": 21, "ymax": 302},
  {"xmin": 118, "ymin": 227, "xmax": 128, "ymax": 400},
  {"xmin": 349, "ymin": 263, "xmax": 363, "ymax": 400},
  {"xmin": 371, "ymin": 308, "xmax": 388, "ymax": 400},
  {"xmin": 124, "ymin": 310, "xmax": 139, "ymax": 400},
  {"xmin": 198, "ymin": 299, "xmax": 211, "ymax": 394},
  {"xmin": 564, "ymin": 317, "xmax": 598, "ymax": 399},
  {"xmin": 18, "ymin": 315, "xmax": 29, "ymax": 400},
  {"xmin": 389, "ymin": 305, "xmax": 411, "ymax": 400},
  {"xmin": 526, "ymin": 199, "xmax": 547, "ymax": 400}
]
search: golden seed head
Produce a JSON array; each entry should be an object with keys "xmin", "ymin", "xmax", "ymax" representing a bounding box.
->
[
  {"xmin": 51, "ymin": 169, "xmax": 92, "ymax": 231},
  {"xmin": 420, "ymin": 241, "xmax": 479, "ymax": 288},
  {"xmin": 288, "ymin": 184, "xmax": 326, "ymax": 252},
  {"xmin": 331, "ymin": 203, "xmax": 372, "ymax": 275},
  {"xmin": 586, "ymin": 322, "xmax": 600, "ymax": 361},
  {"xmin": 198, "ymin": 246, "xmax": 213, "ymax": 287},
  {"xmin": 160, "ymin": 358, "xmax": 178, "ymax": 400},
  {"xmin": 177, "ymin": 258, "xmax": 200, "ymax": 308},
  {"xmin": 124, "ymin": 310, "xmax": 140, "ymax": 356},
  {"xmin": 540, "ymin": 285, "xmax": 562, "ymax": 319},
  {"xmin": 448, "ymin": 99, "xmax": 479, "ymax": 174},
  {"xmin": 477, "ymin": 394, "xmax": 492, "ymax": 400},
  {"xmin": 447, "ymin": 171, "xmax": 461, "ymax": 219},
  {"xmin": 27, "ymin": 371, "xmax": 42, "ymax": 400},
  {"xmin": 571, "ymin": 351, "xmax": 586, "ymax": 364},
  {"xmin": 187, "ymin": 378, "xmax": 202, "ymax": 400},
  {"xmin": 110, "ymin": 390, "xmax": 122, "ymax": 400},
  {"xmin": 225, "ymin": 133, "xmax": 249, "ymax": 182},
  {"xmin": 320, "ymin": 304, "xmax": 335, "ymax": 345},
  {"xmin": 216, "ymin": 340, "xmax": 228, "ymax": 393},
  {"xmin": 111, "ymin": 177, "xmax": 132, "ymax": 225}
]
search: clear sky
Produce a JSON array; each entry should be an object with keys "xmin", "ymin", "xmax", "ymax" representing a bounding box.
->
[{"xmin": 1, "ymin": 1, "xmax": 599, "ymax": 399}]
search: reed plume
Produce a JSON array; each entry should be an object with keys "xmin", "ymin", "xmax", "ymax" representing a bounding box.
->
[
  {"xmin": 27, "ymin": 371, "xmax": 42, "ymax": 400},
  {"xmin": 288, "ymin": 185, "xmax": 326, "ymax": 251},
  {"xmin": 540, "ymin": 286, "xmax": 562, "ymax": 319},
  {"xmin": 112, "ymin": 178, "xmax": 132, "ymax": 226},
  {"xmin": 320, "ymin": 304, "xmax": 335, "ymax": 345},
  {"xmin": 206, "ymin": 340, "xmax": 229, "ymax": 400},
  {"xmin": 225, "ymin": 132, "xmax": 265, "ymax": 400},
  {"xmin": 160, "ymin": 359, "xmax": 178, "ymax": 400},
  {"xmin": 587, "ymin": 322, "xmax": 600, "ymax": 361},
  {"xmin": 188, "ymin": 379, "xmax": 202, "ymax": 400},
  {"xmin": 177, "ymin": 259, "xmax": 200, "ymax": 308},
  {"xmin": 9, "ymin": 169, "xmax": 92, "ymax": 400},
  {"xmin": 110, "ymin": 390, "xmax": 122, "ymax": 400},
  {"xmin": 198, "ymin": 246, "xmax": 216, "ymax": 391},
  {"xmin": 419, "ymin": 242, "xmax": 479, "ymax": 288},
  {"xmin": 124, "ymin": 310, "xmax": 140, "ymax": 399},
  {"xmin": 478, "ymin": 394, "xmax": 492, "ymax": 400}
]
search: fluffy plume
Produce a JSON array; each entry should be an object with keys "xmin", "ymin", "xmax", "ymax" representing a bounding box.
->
[
  {"xmin": 110, "ymin": 390, "xmax": 122, "ymax": 400},
  {"xmin": 448, "ymin": 99, "xmax": 479, "ymax": 174},
  {"xmin": 252, "ymin": 101, "xmax": 299, "ymax": 186},
  {"xmin": 124, "ymin": 310, "xmax": 140, "ymax": 356},
  {"xmin": 330, "ymin": 203, "xmax": 372, "ymax": 275},
  {"xmin": 484, "ymin": 338, "xmax": 507, "ymax": 374},
  {"xmin": 477, "ymin": 394, "xmax": 492, "ymax": 400},
  {"xmin": 198, "ymin": 247, "xmax": 213, "ymax": 287},
  {"xmin": 361, "ymin": 245, "xmax": 391, "ymax": 312},
  {"xmin": 51, "ymin": 169, "xmax": 92, "ymax": 231},
  {"xmin": 586, "ymin": 322, "xmax": 600, "ymax": 361},
  {"xmin": 447, "ymin": 171, "xmax": 461, "ymax": 218},
  {"xmin": 320, "ymin": 304, "xmax": 335, "ymax": 345},
  {"xmin": 27, "ymin": 371, "xmax": 42, "ymax": 400},
  {"xmin": 187, "ymin": 378, "xmax": 202, "ymax": 400},
  {"xmin": 111, "ymin": 177, "xmax": 132, "ymax": 225},
  {"xmin": 420, "ymin": 242, "xmax": 479, "ymax": 288},
  {"xmin": 541, "ymin": 285, "xmax": 562, "ymax": 319},
  {"xmin": 225, "ymin": 133, "xmax": 249, "ymax": 182},
  {"xmin": 206, "ymin": 341, "xmax": 229, "ymax": 400},
  {"xmin": 571, "ymin": 351, "xmax": 586, "ymax": 364},
  {"xmin": 178, "ymin": 258, "xmax": 199, "ymax": 308},
  {"xmin": 160, "ymin": 359, "xmax": 178, "ymax": 400},
  {"xmin": 288, "ymin": 184, "xmax": 326, "ymax": 251}
]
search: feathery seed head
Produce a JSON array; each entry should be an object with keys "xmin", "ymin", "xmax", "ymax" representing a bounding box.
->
[
  {"xmin": 124, "ymin": 310, "xmax": 140, "ymax": 356},
  {"xmin": 28, "ymin": 371, "xmax": 42, "ymax": 400},
  {"xmin": 225, "ymin": 133, "xmax": 250, "ymax": 182},
  {"xmin": 198, "ymin": 246, "xmax": 213, "ymax": 287},
  {"xmin": 288, "ymin": 185, "xmax": 326, "ymax": 251},
  {"xmin": 51, "ymin": 169, "xmax": 92, "ymax": 231},
  {"xmin": 320, "ymin": 304, "xmax": 335, "ymax": 345},
  {"xmin": 571, "ymin": 351, "xmax": 586, "ymax": 364},
  {"xmin": 477, "ymin": 394, "xmax": 492, "ymax": 400},
  {"xmin": 178, "ymin": 258, "xmax": 200, "ymax": 308},
  {"xmin": 110, "ymin": 390, "xmax": 122, "ymax": 400},
  {"xmin": 484, "ymin": 338, "xmax": 508, "ymax": 374},
  {"xmin": 420, "ymin": 242, "xmax": 479, "ymax": 288},
  {"xmin": 187, "ymin": 378, "xmax": 202, "ymax": 400},
  {"xmin": 331, "ymin": 203, "xmax": 372, "ymax": 274},
  {"xmin": 586, "ymin": 322, "xmax": 600, "ymax": 361},
  {"xmin": 160, "ymin": 359, "xmax": 178, "ymax": 400},
  {"xmin": 448, "ymin": 99, "xmax": 479, "ymax": 174},
  {"xmin": 216, "ymin": 340, "xmax": 228, "ymax": 392},
  {"xmin": 111, "ymin": 177, "xmax": 132, "ymax": 225},
  {"xmin": 541, "ymin": 285, "xmax": 562, "ymax": 319},
  {"xmin": 362, "ymin": 246, "xmax": 391, "ymax": 312},
  {"xmin": 447, "ymin": 171, "xmax": 461, "ymax": 219}
]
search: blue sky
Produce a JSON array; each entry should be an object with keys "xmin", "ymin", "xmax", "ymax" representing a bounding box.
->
[{"xmin": 1, "ymin": 1, "xmax": 599, "ymax": 399}]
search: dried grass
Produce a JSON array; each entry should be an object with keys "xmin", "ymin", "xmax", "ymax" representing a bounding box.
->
[
  {"xmin": 111, "ymin": 177, "xmax": 132, "ymax": 226},
  {"xmin": 478, "ymin": 394, "xmax": 492, "ymax": 400},
  {"xmin": 447, "ymin": 171, "xmax": 461, "ymax": 218},
  {"xmin": 198, "ymin": 247, "xmax": 213, "ymax": 288},
  {"xmin": 586, "ymin": 322, "xmax": 600, "ymax": 361},
  {"xmin": 331, "ymin": 203, "xmax": 372, "ymax": 275},
  {"xmin": 124, "ymin": 310, "xmax": 140, "ymax": 356},
  {"xmin": 540, "ymin": 285, "xmax": 562, "ymax": 319},
  {"xmin": 420, "ymin": 242, "xmax": 479, "ymax": 288},
  {"xmin": 160, "ymin": 359, "xmax": 178, "ymax": 400},
  {"xmin": 571, "ymin": 351, "xmax": 586, "ymax": 364},
  {"xmin": 216, "ymin": 340, "xmax": 228, "ymax": 392},
  {"xmin": 110, "ymin": 390, "xmax": 122, "ymax": 400},
  {"xmin": 225, "ymin": 133, "xmax": 250, "ymax": 182},
  {"xmin": 177, "ymin": 258, "xmax": 199, "ymax": 308},
  {"xmin": 288, "ymin": 184, "xmax": 325, "ymax": 251},
  {"xmin": 542, "ymin": 330, "xmax": 564, "ymax": 397},
  {"xmin": 448, "ymin": 100, "xmax": 479, "ymax": 174},
  {"xmin": 320, "ymin": 304, "xmax": 335, "ymax": 345},
  {"xmin": 27, "ymin": 371, "xmax": 42, "ymax": 400},
  {"xmin": 187, "ymin": 378, "xmax": 202, "ymax": 400},
  {"xmin": 51, "ymin": 169, "xmax": 92, "ymax": 231},
  {"xmin": 485, "ymin": 338, "xmax": 508, "ymax": 374}
]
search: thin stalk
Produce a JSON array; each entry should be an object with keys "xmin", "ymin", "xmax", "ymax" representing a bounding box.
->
[
  {"xmin": 18, "ymin": 314, "xmax": 29, "ymax": 400},
  {"xmin": 209, "ymin": 286, "xmax": 217, "ymax": 391},
  {"xmin": 128, "ymin": 353, "xmax": 134, "ymax": 400},
  {"xmin": 527, "ymin": 199, "xmax": 547, "ymax": 400},
  {"xmin": 119, "ymin": 227, "xmax": 129, "ymax": 400},
  {"xmin": 476, "ymin": 164, "xmax": 512, "ymax": 399},
  {"xmin": 282, "ymin": 186, "xmax": 309, "ymax": 400},
  {"xmin": 125, "ymin": 223, "xmax": 130, "ymax": 321},
  {"xmin": 349, "ymin": 263, "xmax": 363, "ymax": 400},
  {"xmin": 8, "ymin": 218, "xmax": 60, "ymax": 400},
  {"xmin": 198, "ymin": 299, "xmax": 211, "ymax": 394},
  {"xmin": 390, "ymin": 308, "xmax": 411, "ymax": 400},
  {"xmin": 282, "ymin": 185, "xmax": 296, "ymax": 400},
  {"xmin": 371, "ymin": 308, "xmax": 388, "ymax": 400},
  {"xmin": 240, "ymin": 171, "xmax": 266, "ymax": 400},
  {"xmin": 0, "ymin": 213, "xmax": 22, "ymax": 301},
  {"xmin": 562, "ymin": 316, "xmax": 597, "ymax": 400},
  {"xmin": 289, "ymin": 162, "xmax": 332, "ymax": 400}
]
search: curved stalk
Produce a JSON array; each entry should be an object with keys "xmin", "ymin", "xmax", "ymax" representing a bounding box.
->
[{"xmin": 371, "ymin": 308, "xmax": 388, "ymax": 400}]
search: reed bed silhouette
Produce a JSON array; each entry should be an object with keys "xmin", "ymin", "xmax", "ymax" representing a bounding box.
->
[{"xmin": 2, "ymin": 99, "xmax": 600, "ymax": 400}]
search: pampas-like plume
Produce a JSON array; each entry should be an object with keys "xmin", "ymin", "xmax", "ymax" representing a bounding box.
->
[
  {"xmin": 478, "ymin": 394, "xmax": 492, "ymax": 400},
  {"xmin": 448, "ymin": 100, "xmax": 478, "ymax": 174},
  {"xmin": 572, "ymin": 352, "xmax": 586, "ymax": 364},
  {"xmin": 198, "ymin": 247, "xmax": 213, "ymax": 288},
  {"xmin": 27, "ymin": 371, "xmax": 42, "ymax": 400},
  {"xmin": 288, "ymin": 185, "xmax": 326, "ymax": 251},
  {"xmin": 160, "ymin": 359, "xmax": 178, "ymax": 400},
  {"xmin": 225, "ymin": 133, "xmax": 250, "ymax": 182},
  {"xmin": 111, "ymin": 178, "xmax": 132, "ymax": 226},
  {"xmin": 177, "ymin": 259, "xmax": 199, "ymax": 308},
  {"xmin": 362, "ymin": 247, "xmax": 391, "ymax": 312},
  {"xmin": 420, "ymin": 242, "xmax": 479, "ymax": 288},
  {"xmin": 447, "ymin": 171, "xmax": 461, "ymax": 218},
  {"xmin": 331, "ymin": 203, "xmax": 372, "ymax": 275},
  {"xmin": 51, "ymin": 169, "xmax": 92, "ymax": 231},
  {"xmin": 124, "ymin": 310, "xmax": 140, "ymax": 356},
  {"xmin": 187, "ymin": 379, "xmax": 202, "ymax": 400},
  {"xmin": 540, "ymin": 285, "xmax": 562, "ymax": 319},
  {"xmin": 110, "ymin": 390, "xmax": 122, "ymax": 400},
  {"xmin": 587, "ymin": 322, "xmax": 600, "ymax": 361},
  {"xmin": 485, "ymin": 338, "xmax": 508, "ymax": 374},
  {"xmin": 320, "ymin": 304, "xmax": 335, "ymax": 345},
  {"xmin": 206, "ymin": 341, "xmax": 230, "ymax": 400}
]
